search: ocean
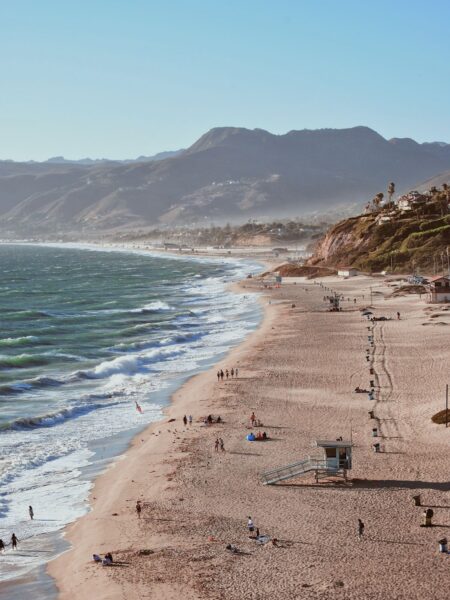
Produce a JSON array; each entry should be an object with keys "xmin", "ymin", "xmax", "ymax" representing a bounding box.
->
[{"xmin": 0, "ymin": 244, "xmax": 261, "ymax": 588}]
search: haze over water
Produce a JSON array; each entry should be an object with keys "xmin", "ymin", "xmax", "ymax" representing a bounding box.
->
[{"xmin": 0, "ymin": 244, "xmax": 260, "ymax": 582}]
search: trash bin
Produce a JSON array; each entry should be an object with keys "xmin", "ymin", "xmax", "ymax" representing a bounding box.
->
[
  {"xmin": 370, "ymin": 380, "xmax": 375, "ymax": 388},
  {"xmin": 413, "ymin": 494, "xmax": 421, "ymax": 507},
  {"xmin": 368, "ymin": 410, "xmax": 375, "ymax": 419},
  {"xmin": 370, "ymin": 367, "xmax": 374, "ymax": 375},
  {"xmin": 438, "ymin": 538, "xmax": 448, "ymax": 553},
  {"xmin": 372, "ymin": 428, "xmax": 378, "ymax": 437},
  {"xmin": 373, "ymin": 443, "xmax": 380, "ymax": 453}
]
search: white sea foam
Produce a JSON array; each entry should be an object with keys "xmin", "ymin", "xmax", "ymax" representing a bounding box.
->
[{"xmin": 0, "ymin": 243, "xmax": 262, "ymax": 584}]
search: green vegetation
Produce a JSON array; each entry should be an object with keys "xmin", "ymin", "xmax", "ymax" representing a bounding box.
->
[{"xmin": 309, "ymin": 186, "xmax": 450, "ymax": 274}]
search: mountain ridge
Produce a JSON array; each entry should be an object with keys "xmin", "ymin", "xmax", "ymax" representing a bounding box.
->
[{"xmin": 2, "ymin": 126, "xmax": 450, "ymax": 236}]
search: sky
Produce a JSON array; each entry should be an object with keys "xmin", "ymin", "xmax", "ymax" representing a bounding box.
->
[{"xmin": 1, "ymin": 0, "xmax": 450, "ymax": 161}]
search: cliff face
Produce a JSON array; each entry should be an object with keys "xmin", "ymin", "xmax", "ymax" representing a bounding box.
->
[{"xmin": 308, "ymin": 201, "xmax": 450, "ymax": 274}]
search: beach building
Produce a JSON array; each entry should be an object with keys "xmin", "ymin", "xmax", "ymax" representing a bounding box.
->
[
  {"xmin": 426, "ymin": 276, "xmax": 450, "ymax": 303},
  {"xmin": 338, "ymin": 267, "xmax": 358, "ymax": 277},
  {"xmin": 261, "ymin": 439, "xmax": 352, "ymax": 485}
]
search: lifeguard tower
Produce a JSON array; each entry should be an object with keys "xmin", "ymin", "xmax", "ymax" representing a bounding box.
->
[{"xmin": 261, "ymin": 439, "xmax": 352, "ymax": 485}]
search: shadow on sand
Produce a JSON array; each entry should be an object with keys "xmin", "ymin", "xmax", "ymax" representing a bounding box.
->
[{"xmin": 279, "ymin": 479, "xmax": 450, "ymax": 492}]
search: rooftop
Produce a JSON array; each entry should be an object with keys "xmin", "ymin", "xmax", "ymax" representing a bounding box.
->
[{"xmin": 316, "ymin": 439, "xmax": 352, "ymax": 448}]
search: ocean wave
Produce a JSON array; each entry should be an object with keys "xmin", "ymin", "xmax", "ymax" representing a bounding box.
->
[
  {"xmin": 8, "ymin": 309, "xmax": 51, "ymax": 319},
  {"xmin": 0, "ymin": 401, "xmax": 119, "ymax": 431},
  {"xmin": 0, "ymin": 376, "xmax": 63, "ymax": 395},
  {"xmin": 0, "ymin": 353, "xmax": 50, "ymax": 369},
  {"xmin": 112, "ymin": 331, "xmax": 202, "ymax": 352},
  {"xmin": 130, "ymin": 300, "xmax": 172, "ymax": 314},
  {"xmin": 72, "ymin": 346, "xmax": 183, "ymax": 380},
  {"xmin": 0, "ymin": 335, "xmax": 39, "ymax": 347}
]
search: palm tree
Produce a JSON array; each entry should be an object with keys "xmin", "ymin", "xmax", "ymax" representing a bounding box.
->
[
  {"xmin": 387, "ymin": 182, "xmax": 395, "ymax": 207},
  {"xmin": 373, "ymin": 192, "xmax": 384, "ymax": 211}
]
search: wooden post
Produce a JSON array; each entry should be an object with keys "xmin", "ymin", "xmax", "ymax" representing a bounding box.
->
[{"xmin": 446, "ymin": 384, "xmax": 449, "ymax": 428}]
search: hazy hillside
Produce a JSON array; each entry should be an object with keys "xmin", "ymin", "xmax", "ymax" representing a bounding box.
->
[{"xmin": 2, "ymin": 126, "xmax": 450, "ymax": 236}]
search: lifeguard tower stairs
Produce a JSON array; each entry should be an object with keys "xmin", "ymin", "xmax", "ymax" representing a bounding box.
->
[{"xmin": 261, "ymin": 440, "xmax": 352, "ymax": 485}]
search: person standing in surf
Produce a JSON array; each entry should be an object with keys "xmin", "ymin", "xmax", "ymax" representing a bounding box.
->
[{"xmin": 29, "ymin": 505, "xmax": 34, "ymax": 520}]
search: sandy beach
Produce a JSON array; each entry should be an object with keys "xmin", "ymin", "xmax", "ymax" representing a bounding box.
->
[{"xmin": 48, "ymin": 272, "xmax": 450, "ymax": 599}]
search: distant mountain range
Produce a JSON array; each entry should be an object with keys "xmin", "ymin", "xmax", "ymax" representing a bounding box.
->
[{"xmin": 1, "ymin": 126, "xmax": 450, "ymax": 236}]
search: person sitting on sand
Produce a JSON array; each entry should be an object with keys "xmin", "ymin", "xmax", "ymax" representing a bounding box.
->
[
  {"xmin": 216, "ymin": 416, "xmax": 222, "ymax": 423},
  {"xmin": 93, "ymin": 554, "xmax": 102, "ymax": 562},
  {"xmin": 262, "ymin": 431, "xmax": 268, "ymax": 440},
  {"xmin": 256, "ymin": 431, "xmax": 263, "ymax": 440},
  {"xmin": 105, "ymin": 552, "xmax": 113, "ymax": 563},
  {"xmin": 207, "ymin": 414, "xmax": 213, "ymax": 424}
]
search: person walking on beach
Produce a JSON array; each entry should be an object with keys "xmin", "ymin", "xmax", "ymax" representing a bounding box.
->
[
  {"xmin": 214, "ymin": 438, "xmax": 219, "ymax": 452},
  {"xmin": 226, "ymin": 369, "xmax": 229, "ymax": 379},
  {"xmin": 217, "ymin": 370, "xmax": 220, "ymax": 382},
  {"xmin": 29, "ymin": 505, "xmax": 34, "ymax": 520},
  {"xmin": 136, "ymin": 500, "xmax": 142, "ymax": 519},
  {"xmin": 250, "ymin": 412, "xmax": 256, "ymax": 426},
  {"xmin": 11, "ymin": 533, "xmax": 18, "ymax": 550},
  {"xmin": 220, "ymin": 369, "xmax": 224, "ymax": 381},
  {"xmin": 188, "ymin": 415, "xmax": 193, "ymax": 426},
  {"xmin": 183, "ymin": 415, "xmax": 187, "ymax": 426},
  {"xmin": 235, "ymin": 367, "xmax": 239, "ymax": 378},
  {"xmin": 357, "ymin": 519, "xmax": 365, "ymax": 540},
  {"xmin": 219, "ymin": 438, "xmax": 225, "ymax": 452},
  {"xmin": 0, "ymin": 539, "xmax": 5, "ymax": 552},
  {"xmin": 231, "ymin": 368, "xmax": 234, "ymax": 378},
  {"xmin": 247, "ymin": 517, "xmax": 255, "ymax": 534},
  {"xmin": 397, "ymin": 311, "xmax": 401, "ymax": 320}
]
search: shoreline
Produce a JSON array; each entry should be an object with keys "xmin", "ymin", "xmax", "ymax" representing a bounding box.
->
[
  {"xmin": 0, "ymin": 244, "xmax": 265, "ymax": 597},
  {"xmin": 48, "ymin": 271, "xmax": 450, "ymax": 599},
  {"xmin": 48, "ymin": 278, "xmax": 274, "ymax": 599}
]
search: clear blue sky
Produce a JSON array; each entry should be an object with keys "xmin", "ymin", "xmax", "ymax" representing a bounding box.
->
[{"xmin": 1, "ymin": 0, "xmax": 449, "ymax": 160}]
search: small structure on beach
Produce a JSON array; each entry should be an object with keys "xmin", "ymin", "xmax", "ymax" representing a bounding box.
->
[
  {"xmin": 260, "ymin": 439, "xmax": 352, "ymax": 485},
  {"xmin": 426, "ymin": 276, "xmax": 450, "ymax": 303},
  {"xmin": 338, "ymin": 267, "xmax": 358, "ymax": 278},
  {"xmin": 316, "ymin": 439, "xmax": 352, "ymax": 470}
]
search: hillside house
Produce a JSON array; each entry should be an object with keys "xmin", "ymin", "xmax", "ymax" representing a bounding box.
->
[
  {"xmin": 426, "ymin": 276, "xmax": 450, "ymax": 303},
  {"xmin": 397, "ymin": 191, "xmax": 427, "ymax": 211},
  {"xmin": 338, "ymin": 267, "xmax": 359, "ymax": 277},
  {"xmin": 376, "ymin": 215, "xmax": 392, "ymax": 224}
]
